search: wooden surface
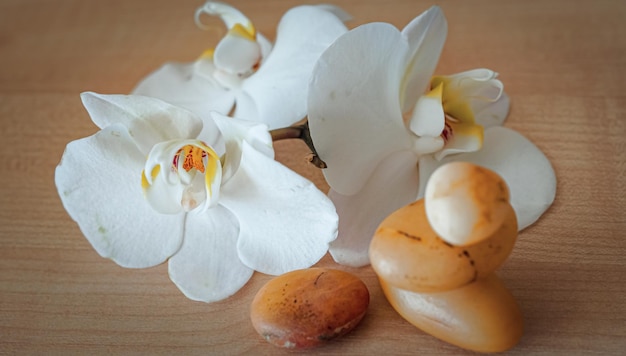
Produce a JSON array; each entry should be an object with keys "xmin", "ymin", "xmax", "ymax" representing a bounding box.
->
[{"xmin": 1, "ymin": 0, "xmax": 625, "ymax": 354}]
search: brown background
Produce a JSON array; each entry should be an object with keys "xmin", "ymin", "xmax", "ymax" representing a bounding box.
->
[{"xmin": 1, "ymin": 0, "xmax": 624, "ymax": 354}]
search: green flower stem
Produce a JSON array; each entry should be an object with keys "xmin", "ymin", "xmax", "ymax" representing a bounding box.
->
[{"xmin": 270, "ymin": 120, "xmax": 327, "ymax": 169}]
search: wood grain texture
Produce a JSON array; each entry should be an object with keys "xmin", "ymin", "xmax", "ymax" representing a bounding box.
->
[{"xmin": 1, "ymin": 0, "xmax": 624, "ymax": 354}]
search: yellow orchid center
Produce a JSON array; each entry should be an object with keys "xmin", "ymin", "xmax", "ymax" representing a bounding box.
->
[
  {"xmin": 177, "ymin": 145, "xmax": 208, "ymax": 173},
  {"xmin": 427, "ymin": 74, "xmax": 492, "ymax": 160},
  {"xmin": 142, "ymin": 140, "xmax": 223, "ymax": 214},
  {"xmin": 432, "ymin": 76, "xmax": 476, "ymax": 125},
  {"xmin": 200, "ymin": 48, "xmax": 215, "ymax": 60},
  {"xmin": 229, "ymin": 22, "xmax": 256, "ymax": 42},
  {"xmin": 426, "ymin": 81, "xmax": 444, "ymax": 100}
]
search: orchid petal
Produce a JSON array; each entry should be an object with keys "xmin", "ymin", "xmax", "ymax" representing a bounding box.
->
[
  {"xmin": 308, "ymin": 22, "xmax": 413, "ymax": 196},
  {"xmin": 220, "ymin": 141, "xmax": 337, "ymax": 275},
  {"xmin": 195, "ymin": 1, "xmax": 254, "ymax": 33},
  {"xmin": 475, "ymin": 91, "xmax": 510, "ymax": 128},
  {"xmin": 418, "ymin": 126, "xmax": 556, "ymax": 230},
  {"xmin": 230, "ymin": 90, "xmax": 257, "ymax": 124},
  {"xmin": 211, "ymin": 113, "xmax": 273, "ymax": 157},
  {"xmin": 55, "ymin": 124, "xmax": 184, "ymax": 268},
  {"xmin": 409, "ymin": 82, "xmax": 445, "ymax": 137},
  {"xmin": 80, "ymin": 92, "xmax": 205, "ymax": 155},
  {"xmin": 328, "ymin": 151, "xmax": 419, "ymax": 267},
  {"xmin": 400, "ymin": 6, "xmax": 448, "ymax": 113},
  {"xmin": 240, "ymin": 5, "xmax": 348, "ymax": 129},
  {"xmin": 315, "ymin": 4, "xmax": 352, "ymax": 22},
  {"xmin": 197, "ymin": 116, "xmax": 225, "ymax": 156},
  {"xmin": 210, "ymin": 112, "xmax": 273, "ymax": 183},
  {"xmin": 445, "ymin": 68, "xmax": 498, "ymax": 82},
  {"xmin": 168, "ymin": 206, "xmax": 253, "ymax": 303},
  {"xmin": 256, "ymin": 33, "xmax": 273, "ymax": 62},
  {"xmin": 131, "ymin": 61, "xmax": 236, "ymax": 121}
]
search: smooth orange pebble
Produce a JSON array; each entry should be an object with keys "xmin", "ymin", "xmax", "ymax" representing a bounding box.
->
[
  {"xmin": 380, "ymin": 274, "xmax": 523, "ymax": 353},
  {"xmin": 250, "ymin": 268, "xmax": 369, "ymax": 349},
  {"xmin": 370, "ymin": 199, "xmax": 517, "ymax": 293}
]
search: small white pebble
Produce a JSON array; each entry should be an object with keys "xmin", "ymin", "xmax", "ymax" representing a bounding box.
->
[{"xmin": 425, "ymin": 162, "xmax": 510, "ymax": 246}]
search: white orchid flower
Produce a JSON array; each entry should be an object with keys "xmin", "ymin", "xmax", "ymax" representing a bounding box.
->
[
  {"xmin": 132, "ymin": 1, "xmax": 349, "ymax": 129},
  {"xmin": 55, "ymin": 92, "xmax": 338, "ymax": 302},
  {"xmin": 307, "ymin": 6, "xmax": 556, "ymax": 267}
]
